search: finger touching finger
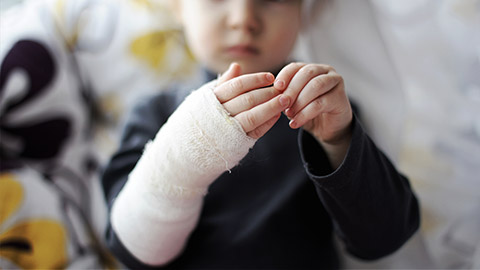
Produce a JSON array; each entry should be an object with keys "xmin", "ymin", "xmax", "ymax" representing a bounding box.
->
[
  {"xmin": 236, "ymin": 94, "xmax": 290, "ymax": 133},
  {"xmin": 222, "ymin": 86, "xmax": 281, "ymax": 116},
  {"xmin": 215, "ymin": 72, "xmax": 275, "ymax": 103},
  {"xmin": 286, "ymin": 72, "xmax": 342, "ymax": 118},
  {"xmin": 281, "ymin": 64, "xmax": 334, "ymax": 109},
  {"xmin": 274, "ymin": 62, "xmax": 306, "ymax": 91}
]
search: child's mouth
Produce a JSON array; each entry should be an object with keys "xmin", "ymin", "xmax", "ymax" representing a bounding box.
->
[{"xmin": 225, "ymin": 45, "xmax": 259, "ymax": 58}]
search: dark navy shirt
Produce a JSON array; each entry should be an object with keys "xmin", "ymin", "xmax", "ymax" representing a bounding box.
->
[{"xmin": 101, "ymin": 71, "xmax": 420, "ymax": 269}]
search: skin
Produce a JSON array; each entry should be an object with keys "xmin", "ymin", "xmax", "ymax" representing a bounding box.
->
[{"xmin": 175, "ymin": 0, "xmax": 353, "ymax": 168}]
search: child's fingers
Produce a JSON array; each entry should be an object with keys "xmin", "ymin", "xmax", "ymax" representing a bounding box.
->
[
  {"xmin": 215, "ymin": 72, "xmax": 275, "ymax": 103},
  {"xmin": 235, "ymin": 94, "xmax": 290, "ymax": 133},
  {"xmin": 247, "ymin": 113, "xmax": 281, "ymax": 139},
  {"xmin": 285, "ymin": 71, "xmax": 342, "ymax": 118},
  {"xmin": 217, "ymin": 63, "xmax": 241, "ymax": 85},
  {"xmin": 222, "ymin": 86, "xmax": 281, "ymax": 116},
  {"xmin": 274, "ymin": 62, "xmax": 306, "ymax": 91},
  {"xmin": 288, "ymin": 97, "xmax": 325, "ymax": 129},
  {"xmin": 288, "ymin": 84, "xmax": 348, "ymax": 129},
  {"xmin": 280, "ymin": 64, "xmax": 334, "ymax": 108}
]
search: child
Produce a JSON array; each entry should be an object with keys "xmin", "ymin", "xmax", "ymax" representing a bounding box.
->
[{"xmin": 101, "ymin": 0, "xmax": 420, "ymax": 268}]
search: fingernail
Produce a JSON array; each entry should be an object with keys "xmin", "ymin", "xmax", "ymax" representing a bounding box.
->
[
  {"xmin": 289, "ymin": 119, "xmax": 297, "ymax": 129},
  {"xmin": 285, "ymin": 108, "xmax": 293, "ymax": 117},
  {"xmin": 274, "ymin": 80, "xmax": 285, "ymax": 90},
  {"xmin": 266, "ymin": 73, "xmax": 275, "ymax": 82},
  {"xmin": 279, "ymin": 95, "xmax": 290, "ymax": 107}
]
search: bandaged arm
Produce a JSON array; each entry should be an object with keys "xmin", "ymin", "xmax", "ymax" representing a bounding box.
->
[{"xmin": 110, "ymin": 81, "xmax": 256, "ymax": 266}]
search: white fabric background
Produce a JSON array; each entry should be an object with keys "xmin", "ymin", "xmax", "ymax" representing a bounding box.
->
[{"xmin": 295, "ymin": 0, "xmax": 480, "ymax": 268}]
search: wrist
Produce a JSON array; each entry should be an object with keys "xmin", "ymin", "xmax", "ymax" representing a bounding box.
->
[
  {"xmin": 316, "ymin": 126, "xmax": 352, "ymax": 170},
  {"xmin": 138, "ymin": 81, "xmax": 256, "ymax": 193}
]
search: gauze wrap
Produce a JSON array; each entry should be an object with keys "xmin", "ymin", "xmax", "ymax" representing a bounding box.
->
[{"xmin": 111, "ymin": 81, "xmax": 256, "ymax": 265}]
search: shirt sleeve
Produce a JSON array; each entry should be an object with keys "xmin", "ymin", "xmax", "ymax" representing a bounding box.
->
[{"xmin": 299, "ymin": 115, "xmax": 420, "ymax": 260}]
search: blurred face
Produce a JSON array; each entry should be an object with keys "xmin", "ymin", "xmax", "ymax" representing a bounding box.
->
[{"xmin": 176, "ymin": 0, "xmax": 302, "ymax": 74}]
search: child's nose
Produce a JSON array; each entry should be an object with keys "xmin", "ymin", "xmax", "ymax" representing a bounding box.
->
[{"xmin": 227, "ymin": 0, "xmax": 261, "ymax": 34}]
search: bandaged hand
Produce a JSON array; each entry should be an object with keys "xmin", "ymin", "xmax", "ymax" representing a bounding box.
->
[{"xmin": 110, "ymin": 64, "xmax": 280, "ymax": 265}]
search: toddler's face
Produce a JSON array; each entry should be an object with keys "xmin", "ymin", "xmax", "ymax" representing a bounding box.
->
[{"xmin": 177, "ymin": 0, "xmax": 302, "ymax": 74}]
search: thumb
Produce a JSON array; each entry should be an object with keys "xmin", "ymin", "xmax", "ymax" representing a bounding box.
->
[{"xmin": 217, "ymin": 62, "xmax": 241, "ymax": 85}]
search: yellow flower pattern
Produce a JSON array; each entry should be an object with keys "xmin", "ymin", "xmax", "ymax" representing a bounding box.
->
[
  {"xmin": 130, "ymin": 30, "xmax": 196, "ymax": 75},
  {"xmin": 0, "ymin": 174, "xmax": 67, "ymax": 269}
]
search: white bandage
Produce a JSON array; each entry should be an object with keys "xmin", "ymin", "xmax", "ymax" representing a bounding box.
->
[{"xmin": 111, "ymin": 81, "xmax": 256, "ymax": 265}]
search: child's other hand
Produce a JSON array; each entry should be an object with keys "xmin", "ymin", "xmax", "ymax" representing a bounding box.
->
[
  {"xmin": 274, "ymin": 63, "xmax": 352, "ymax": 168},
  {"xmin": 215, "ymin": 63, "xmax": 290, "ymax": 139},
  {"xmin": 275, "ymin": 63, "xmax": 353, "ymax": 146}
]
